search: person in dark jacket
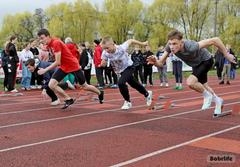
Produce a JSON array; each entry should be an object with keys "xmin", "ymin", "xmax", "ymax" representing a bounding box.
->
[
  {"xmin": 131, "ymin": 45, "xmax": 144, "ymax": 83},
  {"xmin": 4, "ymin": 35, "xmax": 19, "ymax": 92},
  {"xmin": 80, "ymin": 43, "xmax": 92, "ymax": 85},
  {"xmin": 26, "ymin": 58, "xmax": 73, "ymax": 106},
  {"xmin": 29, "ymin": 38, "xmax": 42, "ymax": 89},
  {"xmin": 143, "ymin": 45, "xmax": 154, "ymax": 86},
  {"xmin": 1, "ymin": 50, "xmax": 10, "ymax": 91},
  {"xmin": 214, "ymin": 49, "xmax": 224, "ymax": 80}
]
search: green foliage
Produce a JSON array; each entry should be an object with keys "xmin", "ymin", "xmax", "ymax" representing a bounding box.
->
[
  {"xmin": 100, "ymin": 0, "xmax": 143, "ymax": 44},
  {"xmin": 0, "ymin": 12, "xmax": 36, "ymax": 48}
]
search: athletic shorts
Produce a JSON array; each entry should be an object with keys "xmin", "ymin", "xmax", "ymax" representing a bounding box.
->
[
  {"xmin": 52, "ymin": 68, "xmax": 85, "ymax": 85},
  {"xmin": 192, "ymin": 57, "xmax": 214, "ymax": 84}
]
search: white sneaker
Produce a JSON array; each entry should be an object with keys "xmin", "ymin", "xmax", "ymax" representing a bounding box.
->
[
  {"xmin": 201, "ymin": 93, "xmax": 213, "ymax": 110},
  {"xmin": 121, "ymin": 101, "xmax": 132, "ymax": 110},
  {"xmin": 66, "ymin": 80, "xmax": 75, "ymax": 90},
  {"xmin": 146, "ymin": 90, "xmax": 153, "ymax": 106},
  {"xmin": 37, "ymin": 85, "xmax": 42, "ymax": 89},
  {"xmin": 10, "ymin": 89, "xmax": 18, "ymax": 93},
  {"xmin": 214, "ymin": 97, "xmax": 223, "ymax": 114},
  {"xmin": 160, "ymin": 83, "xmax": 163, "ymax": 87},
  {"xmin": 142, "ymin": 84, "xmax": 146, "ymax": 87},
  {"xmin": 31, "ymin": 86, "xmax": 36, "ymax": 89},
  {"xmin": 51, "ymin": 99, "xmax": 61, "ymax": 106},
  {"xmin": 165, "ymin": 83, "xmax": 169, "ymax": 87}
]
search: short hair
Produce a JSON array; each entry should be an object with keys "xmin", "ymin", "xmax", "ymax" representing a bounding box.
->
[
  {"xmin": 23, "ymin": 42, "xmax": 30, "ymax": 48},
  {"xmin": 65, "ymin": 37, "xmax": 72, "ymax": 44},
  {"xmin": 81, "ymin": 43, "xmax": 86, "ymax": 47},
  {"xmin": 101, "ymin": 36, "xmax": 114, "ymax": 45},
  {"xmin": 25, "ymin": 58, "xmax": 35, "ymax": 66},
  {"xmin": 37, "ymin": 28, "xmax": 50, "ymax": 37},
  {"xmin": 93, "ymin": 39, "xmax": 100, "ymax": 45},
  {"xmin": 167, "ymin": 30, "xmax": 183, "ymax": 40},
  {"xmin": 9, "ymin": 35, "xmax": 17, "ymax": 42}
]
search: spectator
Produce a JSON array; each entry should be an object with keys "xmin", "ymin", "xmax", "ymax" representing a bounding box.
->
[
  {"xmin": 80, "ymin": 43, "xmax": 93, "ymax": 85},
  {"xmin": 93, "ymin": 39, "xmax": 105, "ymax": 89},
  {"xmin": 4, "ymin": 35, "xmax": 19, "ymax": 92},
  {"xmin": 131, "ymin": 45, "xmax": 144, "ymax": 83},
  {"xmin": 19, "ymin": 42, "xmax": 34, "ymax": 90},
  {"xmin": 171, "ymin": 53, "xmax": 183, "ymax": 90},
  {"xmin": 143, "ymin": 45, "xmax": 154, "ymax": 87},
  {"xmin": 156, "ymin": 45, "xmax": 168, "ymax": 87}
]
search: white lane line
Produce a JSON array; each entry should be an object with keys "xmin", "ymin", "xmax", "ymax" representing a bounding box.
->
[
  {"xmin": 0, "ymin": 77, "xmax": 225, "ymax": 101},
  {"xmin": 110, "ymin": 124, "xmax": 240, "ymax": 167},
  {"xmin": 0, "ymin": 104, "xmax": 146, "ymax": 129},
  {"xmin": 1, "ymin": 82, "xmax": 239, "ymax": 106},
  {"xmin": 1, "ymin": 86, "xmax": 240, "ymax": 115},
  {"xmin": 0, "ymin": 101, "xmax": 239, "ymax": 153},
  {"xmin": 0, "ymin": 93, "xmax": 239, "ymax": 130}
]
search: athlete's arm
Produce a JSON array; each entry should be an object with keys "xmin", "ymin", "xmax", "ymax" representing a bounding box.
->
[
  {"xmin": 38, "ymin": 52, "xmax": 61, "ymax": 75},
  {"xmin": 126, "ymin": 39, "xmax": 148, "ymax": 47},
  {"xmin": 147, "ymin": 51, "xmax": 169, "ymax": 67},
  {"xmin": 198, "ymin": 37, "xmax": 236, "ymax": 63},
  {"xmin": 100, "ymin": 59, "xmax": 107, "ymax": 67}
]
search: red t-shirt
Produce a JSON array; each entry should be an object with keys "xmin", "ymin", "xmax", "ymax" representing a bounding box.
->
[
  {"xmin": 48, "ymin": 38, "xmax": 80, "ymax": 73},
  {"xmin": 66, "ymin": 43, "xmax": 80, "ymax": 60},
  {"xmin": 93, "ymin": 45, "xmax": 102, "ymax": 67}
]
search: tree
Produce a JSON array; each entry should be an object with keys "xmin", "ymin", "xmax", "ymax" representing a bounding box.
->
[
  {"xmin": 45, "ymin": 0, "xmax": 97, "ymax": 43},
  {"xmin": 0, "ymin": 12, "xmax": 36, "ymax": 49},
  {"xmin": 34, "ymin": 8, "xmax": 47, "ymax": 29},
  {"xmin": 100, "ymin": 0, "xmax": 143, "ymax": 44},
  {"xmin": 217, "ymin": 0, "xmax": 240, "ymax": 53},
  {"xmin": 178, "ymin": 0, "xmax": 212, "ymax": 40}
]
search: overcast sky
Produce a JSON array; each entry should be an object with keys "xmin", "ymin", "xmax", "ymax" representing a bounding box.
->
[{"xmin": 0, "ymin": 0, "xmax": 153, "ymax": 25}]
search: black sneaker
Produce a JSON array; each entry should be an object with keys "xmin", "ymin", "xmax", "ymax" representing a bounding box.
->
[
  {"xmin": 213, "ymin": 114, "xmax": 220, "ymax": 118},
  {"xmin": 226, "ymin": 81, "xmax": 230, "ymax": 85},
  {"xmin": 61, "ymin": 98, "xmax": 75, "ymax": 109},
  {"xmin": 98, "ymin": 90, "xmax": 104, "ymax": 104},
  {"xmin": 219, "ymin": 81, "xmax": 224, "ymax": 85}
]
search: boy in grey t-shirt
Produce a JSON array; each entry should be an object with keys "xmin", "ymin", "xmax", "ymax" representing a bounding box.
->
[
  {"xmin": 147, "ymin": 30, "xmax": 236, "ymax": 117},
  {"xmin": 100, "ymin": 36, "xmax": 152, "ymax": 110}
]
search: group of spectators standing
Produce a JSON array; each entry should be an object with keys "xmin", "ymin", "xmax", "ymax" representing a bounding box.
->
[{"xmin": 1, "ymin": 36, "xmax": 237, "ymax": 93}]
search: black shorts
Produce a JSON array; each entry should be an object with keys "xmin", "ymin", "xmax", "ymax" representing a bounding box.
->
[
  {"xmin": 52, "ymin": 68, "xmax": 85, "ymax": 85},
  {"xmin": 192, "ymin": 57, "xmax": 214, "ymax": 84}
]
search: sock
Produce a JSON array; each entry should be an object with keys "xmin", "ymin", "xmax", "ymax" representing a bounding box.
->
[
  {"xmin": 213, "ymin": 95, "xmax": 222, "ymax": 103},
  {"xmin": 203, "ymin": 90, "xmax": 211, "ymax": 97}
]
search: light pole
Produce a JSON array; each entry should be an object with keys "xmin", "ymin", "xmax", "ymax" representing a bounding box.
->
[{"xmin": 214, "ymin": 0, "xmax": 219, "ymax": 37}]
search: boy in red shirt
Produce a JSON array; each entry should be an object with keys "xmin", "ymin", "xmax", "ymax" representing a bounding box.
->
[{"xmin": 37, "ymin": 29, "xmax": 104, "ymax": 109}]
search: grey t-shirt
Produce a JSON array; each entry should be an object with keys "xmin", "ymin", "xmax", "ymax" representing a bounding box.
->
[
  {"xmin": 165, "ymin": 40, "xmax": 212, "ymax": 67},
  {"xmin": 101, "ymin": 42, "xmax": 133, "ymax": 74}
]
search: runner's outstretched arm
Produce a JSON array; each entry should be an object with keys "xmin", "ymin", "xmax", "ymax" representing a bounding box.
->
[{"xmin": 198, "ymin": 37, "xmax": 236, "ymax": 63}]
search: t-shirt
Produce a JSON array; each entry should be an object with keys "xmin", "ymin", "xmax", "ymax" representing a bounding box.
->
[
  {"xmin": 101, "ymin": 41, "xmax": 133, "ymax": 74},
  {"xmin": 47, "ymin": 38, "xmax": 80, "ymax": 73},
  {"xmin": 20, "ymin": 49, "xmax": 34, "ymax": 62},
  {"xmin": 165, "ymin": 40, "xmax": 211, "ymax": 67}
]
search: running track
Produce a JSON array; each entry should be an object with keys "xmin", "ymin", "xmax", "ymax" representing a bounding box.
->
[{"xmin": 0, "ymin": 77, "xmax": 239, "ymax": 167}]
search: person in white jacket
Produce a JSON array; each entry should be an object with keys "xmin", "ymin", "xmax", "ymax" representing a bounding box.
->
[{"xmin": 19, "ymin": 42, "xmax": 34, "ymax": 90}]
